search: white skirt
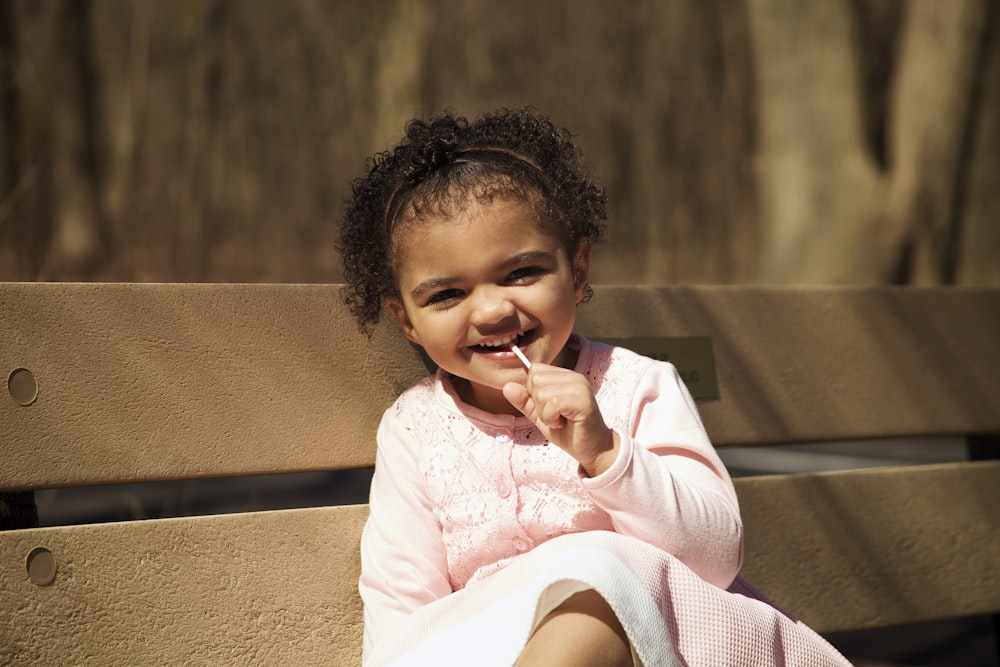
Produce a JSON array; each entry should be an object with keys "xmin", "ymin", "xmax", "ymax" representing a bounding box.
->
[{"xmin": 366, "ymin": 531, "xmax": 850, "ymax": 667}]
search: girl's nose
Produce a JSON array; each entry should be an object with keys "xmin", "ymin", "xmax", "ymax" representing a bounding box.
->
[{"xmin": 469, "ymin": 287, "xmax": 517, "ymax": 326}]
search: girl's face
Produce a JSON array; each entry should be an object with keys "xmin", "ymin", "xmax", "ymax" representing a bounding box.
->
[{"xmin": 386, "ymin": 195, "xmax": 591, "ymax": 415}]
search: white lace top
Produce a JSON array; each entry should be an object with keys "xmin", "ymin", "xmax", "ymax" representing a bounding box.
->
[{"xmin": 360, "ymin": 335, "xmax": 743, "ymax": 654}]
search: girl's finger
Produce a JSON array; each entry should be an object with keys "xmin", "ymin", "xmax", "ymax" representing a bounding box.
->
[{"xmin": 502, "ymin": 382, "xmax": 530, "ymax": 414}]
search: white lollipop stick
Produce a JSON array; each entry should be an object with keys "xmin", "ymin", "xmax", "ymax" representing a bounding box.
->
[{"xmin": 511, "ymin": 344, "xmax": 532, "ymax": 369}]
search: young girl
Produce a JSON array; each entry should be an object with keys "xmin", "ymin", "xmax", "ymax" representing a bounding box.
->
[{"xmin": 339, "ymin": 107, "xmax": 850, "ymax": 666}]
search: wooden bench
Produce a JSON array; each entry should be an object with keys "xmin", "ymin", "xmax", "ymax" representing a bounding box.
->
[{"xmin": 2, "ymin": 283, "xmax": 999, "ymax": 665}]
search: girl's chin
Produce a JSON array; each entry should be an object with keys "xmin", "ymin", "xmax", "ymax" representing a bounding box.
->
[
  {"xmin": 477, "ymin": 371, "xmax": 527, "ymax": 392},
  {"xmin": 454, "ymin": 379, "xmax": 522, "ymax": 415}
]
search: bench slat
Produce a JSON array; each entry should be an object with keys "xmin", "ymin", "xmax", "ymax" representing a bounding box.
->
[
  {"xmin": 2, "ymin": 463, "xmax": 996, "ymax": 663},
  {"xmin": 3, "ymin": 284, "xmax": 999, "ymax": 491},
  {"xmin": 735, "ymin": 460, "xmax": 1000, "ymax": 633},
  {"xmin": 0, "ymin": 505, "xmax": 367, "ymax": 665}
]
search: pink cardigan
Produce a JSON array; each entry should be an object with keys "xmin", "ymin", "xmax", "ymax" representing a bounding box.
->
[{"xmin": 359, "ymin": 336, "xmax": 743, "ymax": 655}]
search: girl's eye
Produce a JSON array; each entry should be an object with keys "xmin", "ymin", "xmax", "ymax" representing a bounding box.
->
[
  {"xmin": 426, "ymin": 288, "xmax": 463, "ymax": 306},
  {"xmin": 506, "ymin": 266, "xmax": 545, "ymax": 283}
]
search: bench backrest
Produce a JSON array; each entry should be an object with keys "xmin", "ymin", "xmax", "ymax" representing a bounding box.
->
[{"xmin": 2, "ymin": 283, "xmax": 999, "ymax": 664}]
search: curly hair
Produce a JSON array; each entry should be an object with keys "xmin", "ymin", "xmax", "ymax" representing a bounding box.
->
[{"xmin": 337, "ymin": 107, "xmax": 608, "ymax": 332}]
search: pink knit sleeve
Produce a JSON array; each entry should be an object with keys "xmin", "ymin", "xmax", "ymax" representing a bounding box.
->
[
  {"xmin": 359, "ymin": 406, "xmax": 452, "ymax": 661},
  {"xmin": 580, "ymin": 361, "xmax": 744, "ymax": 589}
]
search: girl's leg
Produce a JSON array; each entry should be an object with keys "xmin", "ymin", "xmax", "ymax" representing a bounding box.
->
[{"xmin": 514, "ymin": 589, "xmax": 633, "ymax": 667}]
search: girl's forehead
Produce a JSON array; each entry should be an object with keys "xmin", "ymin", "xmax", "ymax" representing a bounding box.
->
[
  {"xmin": 392, "ymin": 193, "xmax": 559, "ymax": 253},
  {"xmin": 388, "ymin": 196, "xmax": 572, "ymax": 286}
]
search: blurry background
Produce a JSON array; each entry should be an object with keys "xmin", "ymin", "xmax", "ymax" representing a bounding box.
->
[
  {"xmin": 2, "ymin": 1, "xmax": 998, "ymax": 664},
  {"xmin": 1, "ymin": 0, "xmax": 997, "ymax": 287}
]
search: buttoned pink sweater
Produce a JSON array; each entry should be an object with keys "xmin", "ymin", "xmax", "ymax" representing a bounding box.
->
[{"xmin": 359, "ymin": 336, "xmax": 849, "ymax": 666}]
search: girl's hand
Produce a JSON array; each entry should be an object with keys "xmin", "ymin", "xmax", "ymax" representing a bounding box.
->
[{"xmin": 502, "ymin": 364, "xmax": 620, "ymax": 477}]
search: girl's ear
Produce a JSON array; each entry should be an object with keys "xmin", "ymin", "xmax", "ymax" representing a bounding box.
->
[
  {"xmin": 572, "ymin": 238, "xmax": 593, "ymax": 303},
  {"xmin": 385, "ymin": 296, "xmax": 422, "ymax": 345}
]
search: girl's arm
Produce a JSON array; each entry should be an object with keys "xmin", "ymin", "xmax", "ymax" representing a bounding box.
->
[
  {"xmin": 581, "ymin": 361, "xmax": 744, "ymax": 589},
  {"xmin": 359, "ymin": 411, "xmax": 452, "ymax": 659}
]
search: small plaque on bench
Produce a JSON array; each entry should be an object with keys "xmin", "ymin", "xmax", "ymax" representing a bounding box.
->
[{"xmin": 597, "ymin": 337, "xmax": 719, "ymax": 401}]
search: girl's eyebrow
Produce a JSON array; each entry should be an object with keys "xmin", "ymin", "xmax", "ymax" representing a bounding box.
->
[{"xmin": 410, "ymin": 278, "xmax": 454, "ymax": 299}]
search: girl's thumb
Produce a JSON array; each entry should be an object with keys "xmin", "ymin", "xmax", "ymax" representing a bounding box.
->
[{"xmin": 502, "ymin": 382, "xmax": 530, "ymax": 415}]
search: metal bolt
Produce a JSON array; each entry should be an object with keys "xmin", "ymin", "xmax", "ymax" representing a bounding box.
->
[
  {"xmin": 7, "ymin": 368, "xmax": 38, "ymax": 406},
  {"xmin": 25, "ymin": 547, "xmax": 57, "ymax": 586}
]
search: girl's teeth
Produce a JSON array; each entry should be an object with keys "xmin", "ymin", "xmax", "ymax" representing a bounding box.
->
[{"xmin": 480, "ymin": 333, "xmax": 518, "ymax": 348}]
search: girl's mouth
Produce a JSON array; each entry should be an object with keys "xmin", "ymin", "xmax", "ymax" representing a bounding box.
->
[{"xmin": 470, "ymin": 329, "xmax": 537, "ymax": 355}]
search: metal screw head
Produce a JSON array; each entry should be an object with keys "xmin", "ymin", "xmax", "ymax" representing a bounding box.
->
[
  {"xmin": 25, "ymin": 547, "xmax": 57, "ymax": 586},
  {"xmin": 7, "ymin": 368, "xmax": 38, "ymax": 406}
]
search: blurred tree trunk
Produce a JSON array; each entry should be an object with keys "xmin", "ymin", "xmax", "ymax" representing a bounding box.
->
[
  {"xmin": 40, "ymin": 0, "xmax": 112, "ymax": 279},
  {"xmin": 370, "ymin": 0, "xmax": 429, "ymax": 151},
  {"xmin": 0, "ymin": 1, "xmax": 18, "ymax": 214},
  {"xmin": 0, "ymin": 1, "xmax": 47, "ymax": 279},
  {"xmin": 749, "ymin": 0, "xmax": 994, "ymax": 284},
  {"xmin": 170, "ymin": 0, "xmax": 226, "ymax": 281},
  {"xmin": 748, "ymin": 0, "xmax": 880, "ymax": 283},
  {"xmin": 105, "ymin": 0, "xmax": 152, "ymax": 232},
  {"xmin": 892, "ymin": 0, "xmax": 998, "ymax": 285},
  {"xmin": 957, "ymin": 1, "xmax": 1000, "ymax": 286}
]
